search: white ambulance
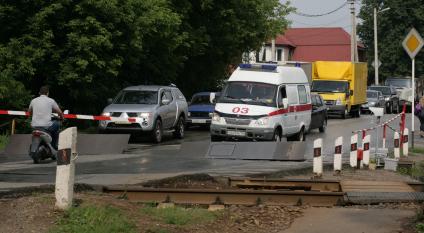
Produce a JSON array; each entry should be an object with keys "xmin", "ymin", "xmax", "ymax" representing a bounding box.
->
[{"xmin": 210, "ymin": 63, "xmax": 311, "ymax": 141}]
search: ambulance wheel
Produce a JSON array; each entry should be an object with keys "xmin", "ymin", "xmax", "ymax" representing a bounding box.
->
[
  {"xmin": 273, "ymin": 128, "xmax": 282, "ymax": 142},
  {"xmin": 342, "ymin": 107, "xmax": 348, "ymax": 119}
]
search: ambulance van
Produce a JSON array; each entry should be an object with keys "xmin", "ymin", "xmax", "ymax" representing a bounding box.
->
[{"xmin": 210, "ymin": 63, "xmax": 311, "ymax": 141}]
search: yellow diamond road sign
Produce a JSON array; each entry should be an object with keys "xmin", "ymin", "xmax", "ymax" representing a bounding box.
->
[{"xmin": 402, "ymin": 28, "xmax": 424, "ymax": 59}]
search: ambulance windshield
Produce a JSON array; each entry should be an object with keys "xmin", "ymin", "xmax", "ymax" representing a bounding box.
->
[{"xmin": 219, "ymin": 82, "xmax": 277, "ymax": 107}]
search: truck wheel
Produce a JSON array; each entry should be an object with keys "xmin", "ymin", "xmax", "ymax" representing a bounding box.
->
[
  {"xmin": 356, "ymin": 109, "xmax": 361, "ymax": 118},
  {"xmin": 342, "ymin": 108, "xmax": 348, "ymax": 119},
  {"xmin": 173, "ymin": 116, "xmax": 185, "ymax": 139},
  {"xmin": 152, "ymin": 119, "xmax": 163, "ymax": 143},
  {"xmin": 319, "ymin": 119, "xmax": 327, "ymax": 133},
  {"xmin": 387, "ymin": 104, "xmax": 392, "ymax": 114}
]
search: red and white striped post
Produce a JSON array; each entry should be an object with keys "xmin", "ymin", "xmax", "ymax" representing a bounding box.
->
[
  {"xmin": 362, "ymin": 135, "xmax": 371, "ymax": 167},
  {"xmin": 334, "ymin": 136, "xmax": 343, "ymax": 174},
  {"xmin": 383, "ymin": 124, "xmax": 387, "ymax": 149},
  {"xmin": 313, "ymin": 138, "xmax": 323, "ymax": 178},
  {"xmin": 394, "ymin": 132, "xmax": 400, "ymax": 159},
  {"xmin": 403, "ymin": 128, "xmax": 409, "ymax": 157},
  {"xmin": 350, "ymin": 134, "xmax": 358, "ymax": 168}
]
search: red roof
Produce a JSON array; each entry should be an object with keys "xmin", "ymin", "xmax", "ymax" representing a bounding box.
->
[{"xmin": 273, "ymin": 27, "xmax": 365, "ymax": 62}]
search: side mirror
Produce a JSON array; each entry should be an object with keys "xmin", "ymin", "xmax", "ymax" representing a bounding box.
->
[
  {"xmin": 161, "ymin": 98, "xmax": 171, "ymax": 105},
  {"xmin": 63, "ymin": 110, "xmax": 69, "ymax": 115},
  {"xmin": 280, "ymin": 98, "xmax": 289, "ymax": 108},
  {"xmin": 107, "ymin": 98, "xmax": 113, "ymax": 104},
  {"xmin": 210, "ymin": 92, "xmax": 216, "ymax": 104}
]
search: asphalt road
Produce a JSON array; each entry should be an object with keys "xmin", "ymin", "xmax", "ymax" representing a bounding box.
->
[{"xmin": 0, "ymin": 113, "xmax": 420, "ymax": 190}]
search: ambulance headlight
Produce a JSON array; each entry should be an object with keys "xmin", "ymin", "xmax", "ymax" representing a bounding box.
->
[
  {"xmin": 212, "ymin": 112, "xmax": 221, "ymax": 122},
  {"xmin": 335, "ymin": 98, "xmax": 343, "ymax": 105},
  {"xmin": 256, "ymin": 117, "xmax": 269, "ymax": 126}
]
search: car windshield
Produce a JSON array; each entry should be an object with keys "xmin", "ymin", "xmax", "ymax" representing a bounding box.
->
[
  {"xmin": 312, "ymin": 81, "xmax": 349, "ymax": 93},
  {"xmin": 219, "ymin": 82, "xmax": 277, "ymax": 107},
  {"xmin": 114, "ymin": 90, "xmax": 158, "ymax": 104},
  {"xmin": 367, "ymin": 91, "xmax": 378, "ymax": 98},
  {"xmin": 191, "ymin": 95, "xmax": 212, "ymax": 105},
  {"xmin": 385, "ymin": 79, "xmax": 411, "ymax": 88},
  {"xmin": 369, "ymin": 86, "xmax": 391, "ymax": 95}
]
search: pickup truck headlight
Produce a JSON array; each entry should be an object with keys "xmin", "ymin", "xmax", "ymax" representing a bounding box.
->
[
  {"xmin": 212, "ymin": 112, "xmax": 221, "ymax": 122},
  {"xmin": 256, "ymin": 117, "xmax": 269, "ymax": 126},
  {"xmin": 209, "ymin": 112, "xmax": 213, "ymax": 117},
  {"xmin": 102, "ymin": 112, "xmax": 111, "ymax": 116},
  {"xmin": 138, "ymin": 112, "xmax": 152, "ymax": 118},
  {"xmin": 385, "ymin": 97, "xmax": 390, "ymax": 101},
  {"xmin": 368, "ymin": 101, "xmax": 376, "ymax": 106},
  {"xmin": 335, "ymin": 98, "xmax": 342, "ymax": 105}
]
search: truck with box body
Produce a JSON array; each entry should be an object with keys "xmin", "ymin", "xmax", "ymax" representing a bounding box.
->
[{"xmin": 311, "ymin": 61, "xmax": 367, "ymax": 118}]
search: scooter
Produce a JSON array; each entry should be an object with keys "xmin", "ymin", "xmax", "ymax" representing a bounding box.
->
[{"xmin": 29, "ymin": 117, "xmax": 60, "ymax": 164}]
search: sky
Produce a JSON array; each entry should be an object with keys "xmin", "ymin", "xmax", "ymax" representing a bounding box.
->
[{"xmin": 285, "ymin": 0, "xmax": 362, "ymax": 34}]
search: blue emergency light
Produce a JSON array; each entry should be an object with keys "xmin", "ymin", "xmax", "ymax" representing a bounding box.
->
[{"xmin": 239, "ymin": 63, "xmax": 277, "ymax": 71}]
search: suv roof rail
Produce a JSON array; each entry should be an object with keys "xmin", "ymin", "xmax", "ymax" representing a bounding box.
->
[{"xmin": 169, "ymin": 83, "xmax": 177, "ymax": 87}]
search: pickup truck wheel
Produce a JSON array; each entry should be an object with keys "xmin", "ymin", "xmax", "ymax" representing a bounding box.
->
[
  {"xmin": 152, "ymin": 119, "xmax": 163, "ymax": 143},
  {"xmin": 173, "ymin": 116, "xmax": 185, "ymax": 139},
  {"xmin": 319, "ymin": 119, "xmax": 327, "ymax": 133},
  {"xmin": 211, "ymin": 135, "xmax": 223, "ymax": 142}
]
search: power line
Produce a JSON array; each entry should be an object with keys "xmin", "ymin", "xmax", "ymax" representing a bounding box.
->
[{"xmin": 293, "ymin": 2, "xmax": 348, "ymax": 17}]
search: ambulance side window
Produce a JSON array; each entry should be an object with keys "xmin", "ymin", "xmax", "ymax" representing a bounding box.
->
[
  {"xmin": 298, "ymin": 85, "xmax": 307, "ymax": 104},
  {"xmin": 286, "ymin": 86, "xmax": 299, "ymax": 105},
  {"xmin": 278, "ymin": 86, "xmax": 287, "ymax": 108}
]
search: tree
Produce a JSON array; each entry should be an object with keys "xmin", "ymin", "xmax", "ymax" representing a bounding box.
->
[
  {"xmin": 0, "ymin": 0, "xmax": 185, "ymax": 113},
  {"xmin": 171, "ymin": 0, "xmax": 293, "ymax": 98},
  {"xmin": 358, "ymin": 0, "xmax": 424, "ymax": 82}
]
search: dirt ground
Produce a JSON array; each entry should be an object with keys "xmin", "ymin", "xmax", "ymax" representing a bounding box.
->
[{"xmin": 0, "ymin": 168, "xmax": 423, "ymax": 233}]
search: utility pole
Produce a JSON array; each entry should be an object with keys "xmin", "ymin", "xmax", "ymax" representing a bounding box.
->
[
  {"xmin": 349, "ymin": 0, "xmax": 357, "ymax": 62},
  {"xmin": 271, "ymin": 39, "xmax": 276, "ymax": 62},
  {"xmin": 374, "ymin": 7, "xmax": 379, "ymax": 84}
]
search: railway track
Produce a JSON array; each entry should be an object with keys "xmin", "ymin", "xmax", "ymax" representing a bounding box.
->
[{"xmin": 103, "ymin": 178, "xmax": 424, "ymax": 207}]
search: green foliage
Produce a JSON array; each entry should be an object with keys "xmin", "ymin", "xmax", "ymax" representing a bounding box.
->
[
  {"xmin": 140, "ymin": 206, "xmax": 218, "ymax": 226},
  {"xmin": 417, "ymin": 223, "xmax": 424, "ymax": 233},
  {"xmin": 0, "ymin": 134, "xmax": 9, "ymax": 150},
  {"xmin": 50, "ymin": 205, "xmax": 137, "ymax": 233},
  {"xmin": 411, "ymin": 147, "xmax": 424, "ymax": 154},
  {"xmin": 358, "ymin": 0, "xmax": 424, "ymax": 82},
  {"xmin": 0, "ymin": 0, "xmax": 293, "ymax": 115}
]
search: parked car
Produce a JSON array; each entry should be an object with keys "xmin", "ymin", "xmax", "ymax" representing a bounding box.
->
[
  {"xmin": 186, "ymin": 92, "xmax": 220, "ymax": 128},
  {"xmin": 361, "ymin": 90, "xmax": 385, "ymax": 114},
  {"xmin": 368, "ymin": 85, "xmax": 399, "ymax": 113},
  {"xmin": 98, "ymin": 85, "xmax": 188, "ymax": 143},
  {"xmin": 309, "ymin": 93, "xmax": 328, "ymax": 133}
]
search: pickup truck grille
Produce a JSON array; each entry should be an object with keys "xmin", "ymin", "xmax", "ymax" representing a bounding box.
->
[{"xmin": 225, "ymin": 118, "xmax": 251, "ymax": 126}]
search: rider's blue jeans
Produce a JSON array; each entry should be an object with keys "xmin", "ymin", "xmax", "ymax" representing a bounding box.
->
[{"xmin": 46, "ymin": 121, "xmax": 60, "ymax": 150}]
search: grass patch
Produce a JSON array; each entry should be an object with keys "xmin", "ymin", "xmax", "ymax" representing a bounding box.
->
[
  {"xmin": 0, "ymin": 134, "xmax": 9, "ymax": 150},
  {"xmin": 50, "ymin": 205, "xmax": 137, "ymax": 233},
  {"xmin": 411, "ymin": 147, "xmax": 424, "ymax": 155},
  {"xmin": 140, "ymin": 205, "xmax": 218, "ymax": 226}
]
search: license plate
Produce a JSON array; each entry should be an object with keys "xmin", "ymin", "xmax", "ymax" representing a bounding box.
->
[
  {"xmin": 115, "ymin": 121, "xmax": 131, "ymax": 125},
  {"xmin": 227, "ymin": 130, "xmax": 245, "ymax": 136},
  {"xmin": 192, "ymin": 119, "xmax": 207, "ymax": 123}
]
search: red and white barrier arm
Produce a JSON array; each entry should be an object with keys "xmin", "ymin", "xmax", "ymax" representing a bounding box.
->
[
  {"xmin": 352, "ymin": 112, "xmax": 404, "ymax": 134},
  {"xmin": 0, "ymin": 110, "xmax": 136, "ymax": 123}
]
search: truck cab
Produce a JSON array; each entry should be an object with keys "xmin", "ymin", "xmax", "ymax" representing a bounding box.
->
[{"xmin": 311, "ymin": 61, "xmax": 367, "ymax": 119}]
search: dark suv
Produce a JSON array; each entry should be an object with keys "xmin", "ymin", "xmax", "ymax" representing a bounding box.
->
[{"xmin": 368, "ymin": 85, "xmax": 399, "ymax": 114}]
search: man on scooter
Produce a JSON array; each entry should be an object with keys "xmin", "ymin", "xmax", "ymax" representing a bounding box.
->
[{"xmin": 28, "ymin": 86, "xmax": 64, "ymax": 150}]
